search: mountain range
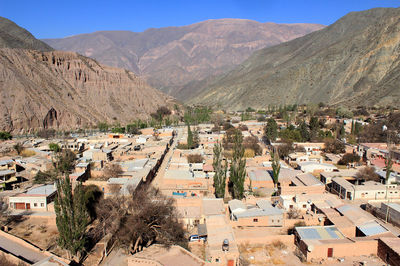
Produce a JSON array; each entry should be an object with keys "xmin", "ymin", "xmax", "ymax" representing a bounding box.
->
[
  {"xmin": 189, "ymin": 7, "xmax": 400, "ymax": 109},
  {"xmin": 43, "ymin": 20, "xmax": 324, "ymax": 98},
  {"xmin": 0, "ymin": 17, "xmax": 172, "ymax": 132}
]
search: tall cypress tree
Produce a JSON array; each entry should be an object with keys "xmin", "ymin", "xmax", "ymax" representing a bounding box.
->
[
  {"xmin": 213, "ymin": 142, "xmax": 227, "ymax": 198},
  {"xmin": 187, "ymin": 123, "xmax": 193, "ymax": 149},
  {"xmin": 230, "ymin": 131, "xmax": 246, "ymax": 199},
  {"xmin": 271, "ymin": 150, "xmax": 281, "ymax": 189},
  {"xmin": 54, "ymin": 176, "xmax": 88, "ymax": 259}
]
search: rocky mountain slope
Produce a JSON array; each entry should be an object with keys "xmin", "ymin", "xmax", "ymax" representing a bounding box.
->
[
  {"xmin": 0, "ymin": 18, "xmax": 173, "ymax": 132},
  {"xmin": 43, "ymin": 20, "xmax": 324, "ymax": 98},
  {"xmin": 189, "ymin": 8, "xmax": 400, "ymax": 109},
  {"xmin": 0, "ymin": 17, "xmax": 53, "ymax": 51}
]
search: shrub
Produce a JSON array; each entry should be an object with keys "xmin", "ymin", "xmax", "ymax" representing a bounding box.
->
[
  {"xmin": 21, "ymin": 149, "xmax": 36, "ymax": 157},
  {"xmin": 0, "ymin": 131, "xmax": 12, "ymax": 140},
  {"xmin": 338, "ymin": 153, "xmax": 360, "ymax": 165},
  {"xmin": 271, "ymin": 240, "xmax": 287, "ymax": 250},
  {"xmin": 324, "ymin": 139, "xmax": 345, "ymax": 154},
  {"xmin": 187, "ymin": 154, "xmax": 204, "ymax": 163}
]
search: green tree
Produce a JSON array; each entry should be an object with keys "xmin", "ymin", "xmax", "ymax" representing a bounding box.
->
[
  {"xmin": 339, "ymin": 124, "xmax": 346, "ymax": 139},
  {"xmin": 264, "ymin": 118, "xmax": 278, "ymax": 142},
  {"xmin": 230, "ymin": 131, "xmax": 246, "ymax": 199},
  {"xmin": 385, "ymin": 155, "xmax": 393, "ymax": 185},
  {"xmin": 54, "ymin": 149, "xmax": 76, "ymax": 175},
  {"xmin": 299, "ymin": 121, "xmax": 310, "ymax": 142},
  {"xmin": 54, "ymin": 176, "xmax": 88, "ymax": 259},
  {"xmin": 213, "ymin": 142, "xmax": 227, "ymax": 198},
  {"xmin": 309, "ymin": 116, "xmax": 319, "ymax": 140},
  {"xmin": 0, "ymin": 132, "xmax": 12, "ymax": 140},
  {"xmin": 271, "ymin": 150, "xmax": 281, "ymax": 189},
  {"xmin": 49, "ymin": 143, "xmax": 61, "ymax": 153},
  {"xmin": 187, "ymin": 123, "xmax": 193, "ymax": 149},
  {"xmin": 97, "ymin": 122, "xmax": 109, "ymax": 132}
]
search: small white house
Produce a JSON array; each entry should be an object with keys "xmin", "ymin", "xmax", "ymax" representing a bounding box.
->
[
  {"xmin": 298, "ymin": 162, "xmax": 337, "ymax": 173},
  {"xmin": 9, "ymin": 184, "xmax": 57, "ymax": 211}
]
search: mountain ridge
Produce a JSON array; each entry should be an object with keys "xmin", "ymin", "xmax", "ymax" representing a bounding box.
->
[
  {"xmin": 43, "ymin": 19, "xmax": 324, "ymax": 98},
  {"xmin": 189, "ymin": 7, "xmax": 400, "ymax": 109}
]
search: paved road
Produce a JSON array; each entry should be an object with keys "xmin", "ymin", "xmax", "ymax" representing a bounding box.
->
[{"xmin": 0, "ymin": 235, "xmax": 48, "ymax": 263}]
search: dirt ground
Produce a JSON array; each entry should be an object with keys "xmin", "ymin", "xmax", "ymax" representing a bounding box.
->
[
  {"xmin": 188, "ymin": 242, "xmax": 206, "ymax": 261},
  {"xmin": 238, "ymin": 242, "xmax": 385, "ymax": 265},
  {"xmin": 7, "ymin": 216, "xmax": 67, "ymax": 257}
]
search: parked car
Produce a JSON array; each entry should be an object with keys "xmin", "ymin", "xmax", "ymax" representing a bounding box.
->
[
  {"xmin": 189, "ymin": 234, "xmax": 207, "ymax": 242},
  {"xmin": 222, "ymin": 239, "xmax": 229, "ymax": 251}
]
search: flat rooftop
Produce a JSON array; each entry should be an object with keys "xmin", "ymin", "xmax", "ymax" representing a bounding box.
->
[{"xmin": 296, "ymin": 225, "xmax": 345, "ymax": 240}]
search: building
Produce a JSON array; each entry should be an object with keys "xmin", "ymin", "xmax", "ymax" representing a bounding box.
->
[
  {"xmin": 298, "ymin": 162, "xmax": 337, "ymax": 174},
  {"xmin": 331, "ymin": 177, "xmax": 400, "ymax": 200},
  {"xmin": 320, "ymin": 170, "xmax": 357, "ymax": 185},
  {"xmin": 380, "ymin": 202, "xmax": 400, "ymax": 224},
  {"xmin": 9, "ymin": 184, "xmax": 57, "ymax": 211},
  {"xmin": 378, "ymin": 238, "xmax": 400, "ymax": 266},
  {"xmin": 228, "ymin": 199, "xmax": 284, "ymax": 227},
  {"xmin": 280, "ymin": 173, "xmax": 325, "ymax": 195},
  {"xmin": 295, "ymin": 225, "xmax": 378, "ymax": 262}
]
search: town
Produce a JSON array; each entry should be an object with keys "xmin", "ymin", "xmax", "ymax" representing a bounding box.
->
[{"xmin": 0, "ymin": 104, "xmax": 399, "ymax": 266}]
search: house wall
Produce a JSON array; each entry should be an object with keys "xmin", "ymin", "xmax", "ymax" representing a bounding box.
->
[
  {"xmin": 378, "ymin": 239, "xmax": 400, "ymax": 266},
  {"xmin": 280, "ymin": 185, "xmax": 325, "ymax": 196},
  {"xmin": 9, "ymin": 196, "xmax": 49, "ymax": 211},
  {"xmin": 231, "ymin": 214, "xmax": 283, "ymax": 227},
  {"xmin": 301, "ymin": 239, "xmax": 378, "ymax": 261}
]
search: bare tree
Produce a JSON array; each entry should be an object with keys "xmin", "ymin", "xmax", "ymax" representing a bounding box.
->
[
  {"xmin": 94, "ymin": 187, "xmax": 187, "ymax": 254},
  {"xmin": 355, "ymin": 166, "xmax": 380, "ymax": 183},
  {"xmin": 103, "ymin": 163, "xmax": 123, "ymax": 179}
]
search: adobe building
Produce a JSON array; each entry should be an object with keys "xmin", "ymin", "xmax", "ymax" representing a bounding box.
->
[
  {"xmin": 228, "ymin": 199, "xmax": 284, "ymax": 227},
  {"xmin": 378, "ymin": 237, "xmax": 400, "ymax": 266},
  {"xmin": 295, "ymin": 225, "xmax": 378, "ymax": 262}
]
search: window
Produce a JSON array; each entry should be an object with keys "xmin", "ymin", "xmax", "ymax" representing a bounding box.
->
[
  {"xmin": 253, "ymin": 218, "xmax": 258, "ymax": 222},
  {"xmin": 289, "ymin": 205, "xmax": 294, "ymax": 209},
  {"xmin": 34, "ymin": 203, "xmax": 37, "ymax": 207},
  {"xmin": 271, "ymin": 219, "xmax": 274, "ymax": 223},
  {"xmin": 303, "ymin": 204, "xmax": 307, "ymax": 208},
  {"xmin": 40, "ymin": 203, "xmax": 44, "ymax": 207},
  {"xmin": 277, "ymin": 220, "xmax": 280, "ymax": 223}
]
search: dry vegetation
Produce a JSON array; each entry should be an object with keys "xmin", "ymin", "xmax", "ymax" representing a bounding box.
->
[{"xmin": 238, "ymin": 241, "xmax": 291, "ymax": 265}]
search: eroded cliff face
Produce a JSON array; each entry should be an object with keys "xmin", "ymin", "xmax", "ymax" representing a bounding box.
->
[{"xmin": 0, "ymin": 48, "xmax": 173, "ymax": 132}]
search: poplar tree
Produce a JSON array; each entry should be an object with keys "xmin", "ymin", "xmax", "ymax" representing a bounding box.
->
[
  {"xmin": 54, "ymin": 176, "xmax": 88, "ymax": 259},
  {"xmin": 213, "ymin": 142, "xmax": 227, "ymax": 198},
  {"xmin": 271, "ymin": 150, "xmax": 281, "ymax": 189},
  {"xmin": 187, "ymin": 123, "xmax": 193, "ymax": 149},
  {"xmin": 230, "ymin": 131, "xmax": 246, "ymax": 199},
  {"xmin": 264, "ymin": 118, "xmax": 278, "ymax": 142}
]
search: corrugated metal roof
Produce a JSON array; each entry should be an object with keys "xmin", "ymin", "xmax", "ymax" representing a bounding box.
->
[
  {"xmin": 0, "ymin": 169, "xmax": 15, "ymax": 176},
  {"xmin": 0, "ymin": 159, "xmax": 13, "ymax": 166},
  {"xmin": 296, "ymin": 226, "xmax": 345, "ymax": 240},
  {"xmin": 386, "ymin": 202, "xmax": 400, "ymax": 213},
  {"xmin": 249, "ymin": 170, "xmax": 271, "ymax": 181},
  {"xmin": 234, "ymin": 207, "xmax": 283, "ymax": 219},
  {"xmin": 357, "ymin": 221, "xmax": 387, "ymax": 236},
  {"xmin": 228, "ymin": 199, "xmax": 246, "ymax": 213},
  {"xmin": 26, "ymin": 184, "xmax": 56, "ymax": 196}
]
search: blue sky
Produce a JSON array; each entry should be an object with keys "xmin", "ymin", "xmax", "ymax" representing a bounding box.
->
[{"xmin": 2, "ymin": 0, "xmax": 399, "ymax": 38}]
